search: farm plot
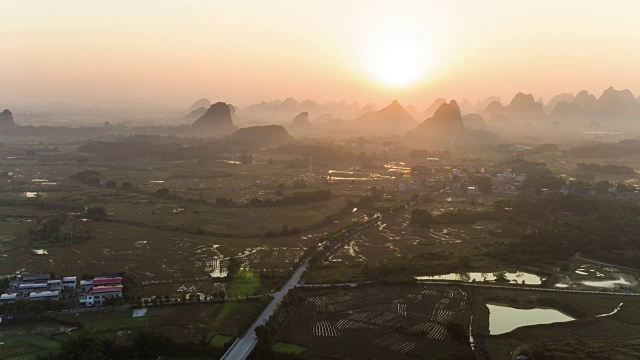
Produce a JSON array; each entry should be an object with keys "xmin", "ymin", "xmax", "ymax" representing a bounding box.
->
[
  {"xmin": 238, "ymin": 246, "xmax": 305, "ymax": 271},
  {"xmin": 277, "ymin": 285, "xmax": 471, "ymax": 359},
  {"xmin": 84, "ymin": 316, "xmax": 149, "ymax": 332}
]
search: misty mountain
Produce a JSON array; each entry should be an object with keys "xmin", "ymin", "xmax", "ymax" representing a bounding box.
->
[
  {"xmin": 473, "ymin": 96, "xmax": 501, "ymax": 113},
  {"xmin": 192, "ymin": 102, "xmax": 238, "ymax": 136},
  {"xmin": 184, "ymin": 106, "xmax": 208, "ymax": 123},
  {"xmin": 291, "ymin": 112, "xmax": 311, "ymax": 127},
  {"xmin": 413, "ymin": 100, "xmax": 465, "ymax": 136},
  {"xmin": 0, "ymin": 109, "xmax": 16, "ymax": 128},
  {"xmin": 241, "ymin": 98, "xmax": 360, "ymax": 124},
  {"xmin": 546, "ymin": 93, "xmax": 574, "ymax": 113},
  {"xmin": 462, "ymin": 113, "xmax": 487, "ymax": 129},
  {"xmin": 405, "ymin": 105, "xmax": 423, "ymax": 120},
  {"xmin": 548, "ymin": 101, "xmax": 586, "ymax": 125},
  {"xmin": 509, "ymin": 92, "xmax": 546, "ymax": 120},
  {"xmin": 352, "ymin": 103, "xmax": 378, "ymax": 118},
  {"xmin": 424, "ymin": 98, "xmax": 447, "ymax": 118},
  {"xmin": 597, "ymin": 86, "xmax": 637, "ymax": 113},
  {"xmin": 313, "ymin": 113, "xmax": 334, "ymax": 123},
  {"xmin": 573, "ymin": 90, "xmax": 598, "ymax": 109},
  {"xmin": 188, "ymin": 98, "xmax": 211, "ymax": 113},
  {"xmin": 350, "ymin": 100, "xmax": 417, "ymax": 136},
  {"xmin": 481, "ymin": 93, "xmax": 545, "ymax": 124},
  {"xmin": 547, "ymin": 87, "xmax": 639, "ymax": 128},
  {"xmin": 231, "ymin": 125, "xmax": 293, "ymax": 148}
]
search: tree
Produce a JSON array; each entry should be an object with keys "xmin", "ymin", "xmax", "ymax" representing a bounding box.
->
[
  {"xmin": 280, "ymin": 224, "xmax": 290, "ymax": 236},
  {"xmin": 445, "ymin": 320, "xmax": 469, "ymax": 345},
  {"xmin": 410, "ymin": 209, "xmax": 432, "ymax": 228},
  {"xmin": 227, "ymin": 257, "xmax": 242, "ymax": 277},
  {"xmin": 86, "ymin": 206, "xmax": 107, "ymax": 221}
]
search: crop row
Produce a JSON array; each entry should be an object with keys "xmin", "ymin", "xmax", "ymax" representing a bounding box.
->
[
  {"xmin": 374, "ymin": 333, "xmax": 418, "ymax": 353},
  {"xmin": 311, "ymin": 321, "xmax": 340, "ymax": 337}
]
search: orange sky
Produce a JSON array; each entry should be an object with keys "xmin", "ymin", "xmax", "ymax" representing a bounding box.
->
[{"xmin": 2, "ymin": 0, "xmax": 640, "ymax": 110}]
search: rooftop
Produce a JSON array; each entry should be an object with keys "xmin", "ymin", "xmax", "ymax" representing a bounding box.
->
[
  {"xmin": 18, "ymin": 283, "xmax": 48, "ymax": 289},
  {"xmin": 92, "ymin": 277, "xmax": 122, "ymax": 285},
  {"xmin": 92, "ymin": 285, "xmax": 123, "ymax": 294},
  {"xmin": 29, "ymin": 291, "xmax": 59, "ymax": 298}
]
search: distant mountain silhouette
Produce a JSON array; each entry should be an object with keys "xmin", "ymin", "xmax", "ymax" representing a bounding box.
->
[
  {"xmin": 546, "ymin": 93, "xmax": 574, "ymax": 113},
  {"xmin": 548, "ymin": 101, "xmax": 585, "ymax": 122},
  {"xmin": 414, "ymin": 100, "xmax": 465, "ymax": 136},
  {"xmin": 351, "ymin": 100, "xmax": 417, "ymax": 135},
  {"xmin": 188, "ymin": 98, "xmax": 211, "ymax": 113},
  {"xmin": 313, "ymin": 113, "xmax": 334, "ymax": 123},
  {"xmin": 424, "ymin": 98, "xmax": 447, "ymax": 118},
  {"xmin": 462, "ymin": 113, "xmax": 487, "ymax": 129},
  {"xmin": 509, "ymin": 93, "xmax": 545, "ymax": 119},
  {"xmin": 470, "ymin": 96, "xmax": 500, "ymax": 113},
  {"xmin": 542, "ymin": 87, "xmax": 640, "ymax": 128},
  {"xmin": 231, "ymin": 125, "xmax": 293, "ymax": 147},
  {"xmin": 481, "ymin": 93, "xmax": 545, "ymax": 124},
  {"xmin": 597, "ymin": 86, "xmax": 637, "ymax": 113},
  {"xmin": 0, "ymin": 109, "xmax": 16, "ymax": 128},
  {"xmin": 352, "ymin": 103, "xmax": 378, "ymax": 118},
  {"xmin": 291, "ymin": 112, "xmax": 311, "ymax": 127},
  {"xmin": 242, "ymin": 98, "xmax": 360, "ymax": 124},
  {"xmin": 573, "ymin": 90, "xmax": 597, "ymax": 108},
  {"xmin": 192, "ymin": 102, "xmax": 238, "ymax": 136},
  {"xmin": 184, "ymin": 106, "xmax": 208, "ymax": 123},
  {"xmin": 405, "ymin": 105, "xmax": 423, "ymax": 120}
]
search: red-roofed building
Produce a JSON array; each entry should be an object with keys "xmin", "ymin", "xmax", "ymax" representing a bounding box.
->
[{"xmin": 79, "ymin": 285, "xmax": 123, "ymax": 307}]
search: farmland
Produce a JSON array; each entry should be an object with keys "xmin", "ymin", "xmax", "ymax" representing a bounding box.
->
[{"xmin": 275, "ymin": 285, "xmax": 471, "ymax": 359}]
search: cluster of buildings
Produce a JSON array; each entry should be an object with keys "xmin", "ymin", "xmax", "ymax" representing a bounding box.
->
[
  {"xmin": 446, "ymin": 168, "xmax": 526, "ymax": 196},
  {"xmin": 0, "ymin": 273, "xmax": 123, "ymax": 307},
  {"xmin": 79, "ymin": 275, "xmax": 123, "ymax": 307}
]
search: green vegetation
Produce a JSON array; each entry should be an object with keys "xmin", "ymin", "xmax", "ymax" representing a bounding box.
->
[
  {"xmin": 577, "ymin": 162, "xmax": 635, "ymax": 175},
  {"xmin": 84, "ymin": 316, "xmax": 149, "ymax": 332},
  {"xmin": 210, "ymin": 334, "xmax": 232, "ymax": 348}
]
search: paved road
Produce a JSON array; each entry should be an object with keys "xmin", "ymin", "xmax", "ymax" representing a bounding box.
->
[
  {"xmin": 220, "ymin": 258, "xmax": 311, "ymax": 360},
  {"xmin": 220, "ymin": 187, "xmax": 447, "ymax": 359}
]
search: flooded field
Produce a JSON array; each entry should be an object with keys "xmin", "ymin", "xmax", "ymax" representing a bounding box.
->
[
  {"xmin": 487, "ymin": 303, "xmax": 575, "ymax": 335},
  {"xmin": 555, "ymin": 263, "xmax": 639, "ymax": 290},
  {"xmin": 417, "ymin": 271, "xmax": 545, "ymax": 285}
]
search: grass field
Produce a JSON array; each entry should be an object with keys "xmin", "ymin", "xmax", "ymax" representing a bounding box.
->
[
  {"xmin": 0, "ymin": 334, "xmax": 61, "ymax": 360},
  {"xmin": 84, "ymin": 316, "xmax": 149, "ymax": 332},
  {"xmin": 211, "ymin": 334, "xmax": 233, "ymax": 348}
]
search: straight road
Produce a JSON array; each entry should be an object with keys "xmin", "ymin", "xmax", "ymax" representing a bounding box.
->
[{"xmin": 220, "ymin": 258, "xmax": 310, "ymax": 360}]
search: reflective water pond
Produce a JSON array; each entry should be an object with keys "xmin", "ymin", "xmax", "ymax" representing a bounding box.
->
[
  {"xmin": 488, "ymin": 303, "xmax": 575, "ymax": 335},
  {"xmin": 416, "ymin": 271, "xmax": 545, "ymax": 285}
]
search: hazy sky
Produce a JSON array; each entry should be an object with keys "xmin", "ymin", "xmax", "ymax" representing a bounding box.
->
[{"xmin": 2, "ymin": 0, "xmax": 640, "ymax": 110}]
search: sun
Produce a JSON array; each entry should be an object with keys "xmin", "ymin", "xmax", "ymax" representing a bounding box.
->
[{"xmin": 365, "ymin": 19, "xmax": 432, "ymax": 87}]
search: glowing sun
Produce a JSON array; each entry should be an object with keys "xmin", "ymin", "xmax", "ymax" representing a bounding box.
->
[{"xmin": 365, "ymin": 20, "xmax": 432, "ymax": 87}]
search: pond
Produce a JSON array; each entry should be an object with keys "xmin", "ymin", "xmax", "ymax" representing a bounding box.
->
[
  {"xmin": 487, "ymin": 303, "xmax": 575, "ymax": 335},
  {"xmin": 416, "ymin": 271, "xmax": 545, "ymax": 285}
]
